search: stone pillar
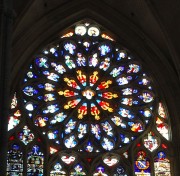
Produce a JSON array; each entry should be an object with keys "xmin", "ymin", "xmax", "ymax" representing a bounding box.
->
[{"xmin": 0, "ymin": 0, "xmax": 13, "ymax": 175}]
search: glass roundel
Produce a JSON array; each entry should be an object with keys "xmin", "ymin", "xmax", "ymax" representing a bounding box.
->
[{"xmin": 22, "ymin": 23, "xmax": 155, "ymax": 152}]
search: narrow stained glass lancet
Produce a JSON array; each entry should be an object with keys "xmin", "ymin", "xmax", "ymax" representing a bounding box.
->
[
  {"xmin": 7, "ymin": 144, "xmax": 23, "ymax": 176},
  {"xmin": 27, "ymin": 145, "xmax": 44, "ymax": 175}
]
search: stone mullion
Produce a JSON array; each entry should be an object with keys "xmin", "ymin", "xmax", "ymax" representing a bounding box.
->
[{"xmin": 0, "ymin": 0, "xmax": 13, "ymax": 175}]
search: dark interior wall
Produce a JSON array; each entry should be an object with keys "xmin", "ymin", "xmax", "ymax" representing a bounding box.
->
[{"xmin": 9, "ymin": 0, "xmax": 180, "ymax": 175}]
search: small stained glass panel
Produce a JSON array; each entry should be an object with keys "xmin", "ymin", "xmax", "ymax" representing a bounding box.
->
[
  {"xmin": 61, "ymin": 154, "xmax": 76, "ymax": 165},
  {"xmin": 27, "ymin": 145, "xmax": 44, "ymax": 176},
  {"xmin": 75, "ymin": 25, "xmax": 87, "ymax": 36},
  {"xmin": 143, "ymin": 132, "xmax": 160, "ymax": 152},
  {"xmin": 11, "ymin": 93, "xmax": 17, "ymax": 109},
  {"xmin": 7, "ymin": 144, "xmax": 23, "ymax": 176},
  {"xmin": 18, "ymin": 126, "xmax": 34, "ymax": 145},
  {"xmin": 154, "ymin": 151, "xmax": 171, "ymax": 176},
  {"xmin": 103, "ymin": 154, "xmax": 119, "ymax": 166},
  {"xmin": 134, "ymin": 151, "xmax": 151, "ymax": 176},
  {"xmin": 8, "ymin": 110, "xmax": 21, "ymax": 131},
  {"xmin": 156, "ymin": 118, "xmax": 169, "ymax": 140},
  {"xmin": 50, "ymin": 162, "xmax": 66, "ymax": 176},
  {"xmin": 93, "ymin": 166, "xmax": 108, "ymax": 176},
  {"xmin": 70, "ymin": 164, "xmax": 86, "ymax": 176},
  {"xmin": 158, "ymin": 102, "xmax": 166, "ymax": 119},
  {"xmin": 88, "ymin": 26, "xmax": 100, "ymax": 36},
  {"xmin": 64, "ymin": 42, "xmax": 76, "ymax": 55}
]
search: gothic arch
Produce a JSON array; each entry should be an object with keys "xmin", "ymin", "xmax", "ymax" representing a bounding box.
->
[{"xmin": 12, "ymin": 7, "xmax": 180, "ymax": 172}]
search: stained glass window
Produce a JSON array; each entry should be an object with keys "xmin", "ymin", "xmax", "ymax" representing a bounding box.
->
[
  {"xmin": 154, "ymin": 151, "xmax": 171, "ymax": 175},
  {"xmin": 50, "ymin": 162, "xmax": 66, "ymax": 175},
  {"xmin": 27, "ymin": 145, "xmax": 44, "ymax": 175},
  {"xmin": 8, "ymin": 93, "xmax": 21, "ymax": 131},
  {"xmin": 7, "ymin": 144, "xmax": 23, "ymax": 176},
  {"xmin": 7, "ymin": 21, "xmax": 172, "ymax": 175}
]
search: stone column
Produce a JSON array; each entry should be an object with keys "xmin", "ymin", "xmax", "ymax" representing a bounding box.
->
[{"xmin": 0, "ymin": 0, "xmax": 13, "ymax": 175}]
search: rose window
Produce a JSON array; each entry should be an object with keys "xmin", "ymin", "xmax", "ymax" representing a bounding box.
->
[{"xmin": 22, "ymin": 23, "xmax": 155, "ymax": 153}]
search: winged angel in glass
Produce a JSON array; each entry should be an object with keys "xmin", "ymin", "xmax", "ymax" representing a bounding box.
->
[{"xmin": 7, "ymin": 21, "xmax": 172, "ymax": 176}]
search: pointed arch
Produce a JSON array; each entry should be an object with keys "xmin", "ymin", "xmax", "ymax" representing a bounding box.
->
[{"xmin": 8, "ymin": 15, "xmax": 179, "ymax": 175}]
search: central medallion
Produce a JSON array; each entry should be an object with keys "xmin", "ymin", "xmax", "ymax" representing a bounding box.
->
[
  {"xmin": 82, "ymin": 88, "xmax": 95, "ymax": 100},
  {"xmin": 58, "ymin": 70, "xmax": 118, "ymax": 120}
]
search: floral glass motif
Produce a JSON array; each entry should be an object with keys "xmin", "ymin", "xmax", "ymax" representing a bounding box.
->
[
  {"xmin": 154, "ymin": 151, "xmax": 171, "ymax": 176},
  {"xmin": 7, "ymin": 144, "xmax": 23, "ymax": 176},
  {"xmin": 8, "ymin": 22, "xmax": 172, "ymax": 176},
  {"xmin": 27, "ymin": 145, "xmax": 44, "ymax": 175}
]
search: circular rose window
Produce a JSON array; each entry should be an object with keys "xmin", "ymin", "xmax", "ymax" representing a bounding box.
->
[{"xmin": 22, "ymin": 23, "xmax": 155, "ymax": 153}]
